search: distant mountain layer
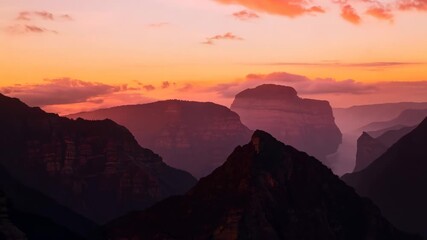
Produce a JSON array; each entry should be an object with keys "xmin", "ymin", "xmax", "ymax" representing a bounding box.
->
[
  {"xmin": 231, "ymin": 84, "xmax": 341, "ymax": 163},
  {"xmin": 333, "ymin": 102, "xmax": 427, "ymax": 133},
  {"xmin": 68, "ymin": 100, "xmax": 252, "ymax": 178},
  {"xmin": 0, "ymin": 94, "xmax": 196, "ymax": 224},
  {"xmin": 105, "ymin": 130, "xmax": 418, "ymax": 240},
  {"xmin": 343, "ymin": 117, "xmax": 427, "ymax": 237},
  {"xmin": 359, "ymin": 109, "xmax": 427, "ymax": 132}
]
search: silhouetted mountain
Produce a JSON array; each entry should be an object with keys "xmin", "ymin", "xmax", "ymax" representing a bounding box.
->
[
  {"xmin": 354, "ymin": 133, "xmax": 388, "ymax": 172},
  {"xmin": 367, "ymin": 124, "xmax": 413, "ymax": 138},
  {"xmin": 231, "ymin": 84, "xmax": 341, "ymax": 164},
  {"xmin": 333, "ymin": 102, "xmax": 427, "ymax": 133},
  {"xmin": 360, "ymin": 109, "xmax": 427, "ymax": 132},
  {"xmin": 0, "ymin": 166, "xmax": 101, "ymax": 240},
  {"xmin": 0, "ymin": 94, "xmax": 196, "ymax": 224},
  {"xmin": 105, "ymin": 130, "xmax": 418, "ymax": 240},
  {"xmin": 68, "ymin": 100, "xmax": 252, "ymax": 178},
  {"xmin": 342, "ymin": 117, "xmax": 427, "ymax": 237}
]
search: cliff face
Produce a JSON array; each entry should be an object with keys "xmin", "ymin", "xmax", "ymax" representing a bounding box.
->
[
  {"xmin": 359, "ymin": 109, "xmax": 427, "ymax": 132},
  {"xmin": 105, "ymin": 130, "xmax": 418, "ymax": 240},
  {"xmin": 342, "ymin": 117, "xmax": 427, "ymax": 237},
  {"xmin": 354, "ymin": 132, "xmax": 388, "ymax": 172},
  {"xmin": 354, "ymin": 126, "xmax": 417, "ymax": 172},
  {"xmin": 231, "ymin": 84, "xmax": 342, "ymax": 163},
  {"xmin": 0, "ymin": 94, "xmax": 196, "ymax": 224},
  {"xmin": 68, "ymin": 100, "xmax": 252, "ymax": 178}
]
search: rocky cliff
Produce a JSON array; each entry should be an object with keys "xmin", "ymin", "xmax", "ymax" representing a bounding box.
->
[
  {"xmin": 0, "ymin": 94, "xmax": 196, "ymax": 224},
  {"xmin": 354, "ymin": 132, "xmax": 388, "ymax": 172},
  {"xmin": 231, "ymin": 84, "xmax": 342, "ymax": 163},
  {"xmin": 105, "ymin": 130, "xmax": 418, "ymax": 240},
  {"xmin": 68, "ymin": 100, "xmax": 252, "ymax": 178},
  {"xmin": 343, "ymin": 117, "xmax": 427, "ymax": 237},
  {"xmin": 354, "ymin": 126, "xmax": 417, "ymax": 172}
]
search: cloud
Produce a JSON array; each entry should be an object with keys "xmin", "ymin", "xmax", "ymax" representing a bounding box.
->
[
  {"xmin": 161, "ymin": 81, "xmax": 171, "ymax": 89},
  {"xmin": 202, "ymin": 32, "xmax": 243, "ymax": 45},
  {"xmin": 215, "ymin": 0, "xmax": 324, "ymax": 17},
  {"xmin": 0, "ymin": 78, "xmax": 123, "ymax": 106},
  {"xmin": 147, "ymin": 22, "xmax": 170, "ymax": 28},
  {"xmin": 5, "ymin": 24, "xmax": 58, "ymax": 34},
  {"xmin": 232, "ymin": 10, "xmax": 260, "ymax": 20},
  {"xmin": 341, "ymin": 4, "xmax": 362, "ymax": 24},
  {"xmin": 366, "ymin": 6, "xmax": 394, "ymax": 22},
  {"xmin": 398, "ymin": 0, "xmax": 427, "ymax": 11},
  {"xmin": 16, "ymin": 11, "xmax": 73, "ymax": 21},
  {"xmin": 207, "ymin": 72, "xmax": 377, "ymax": 98},
  {"xmin": 143, "ymin": 85, "xmax": 156, "ymax": 91}
]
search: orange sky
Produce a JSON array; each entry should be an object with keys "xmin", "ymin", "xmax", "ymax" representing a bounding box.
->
[{"xmin": 1, "ymin": 0, "xmax": 427, "ymax": 115}]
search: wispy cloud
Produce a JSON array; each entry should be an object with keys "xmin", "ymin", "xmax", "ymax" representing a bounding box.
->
[
  {"xmin": 398, "ymin": 0, "xmax": 427, "ymax": 11},
  {"xmin": 366, "ymin": 6, "xmax": 394, "ymax": 22},
  {"xmin": 147, "ymin": 22, "xmax": 170, "ymax": 28},
  {"xmin": 215, "ymin": 0, "xmax": 324, "ymax": 18},
  {"xmin": 16, "ymin": 11, "xmax": 73, "ymax": 21},
  {"xmin": 232, "ymin": 10, "xmax": 260, "ymax": 21},
  {"xmin": 143, "ymin": 85, "xmax": 156, "ymax": 91},
  {"xmin": 5, "ymin": 24, "xmax": 58, "ymax": 34},
  {"xmin": 202, "ymin": 32, "xmax": 243, "ymax": 45},
  {"xmin": 0, "ymin": 78, "xmax": 122, "ymax": 106}
]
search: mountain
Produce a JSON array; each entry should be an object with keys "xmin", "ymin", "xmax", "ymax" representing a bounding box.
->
[
  {"xmin": 342, "ymin": 117, "xmax": 427, "ymax": 237},
  {"xmin": 333, "ymin": 102, "xmax": 427, "ymax": 133},
  {"xmin": 360, "ymin": 109, "xmax": 427, "ymax": 132},
  {"xmin": 230, "ymin": 84, "xmax": 341, "ymax": 163},
  {"xmin": 105, "ymin": 130, "xmax": 418, "ymax": 240},
  {"xmin": 0, "ymin": 165, "xmax": 101, "ymax": 239},
  {"xmin": 353, "ymin": 132, "xmax": 388, "ymax": 172},
  {"xmin": 0, "ymin": 94, "xmax": 196, "ymax": 223},
  {"xmin": 68, "ymin": 100, "xmax": 252, "ymax": 178}
]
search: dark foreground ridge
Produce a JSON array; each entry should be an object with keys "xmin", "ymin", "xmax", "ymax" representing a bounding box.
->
[
  {"xmin": 106, "ymin": 130, "xmax": 419, "ymax": 240},
  {"xmin": 343, "ymin": 117, "xmax": 427, "ymax": 237}
]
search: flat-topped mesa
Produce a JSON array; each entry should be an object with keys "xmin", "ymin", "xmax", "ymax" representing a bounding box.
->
[{"xmin": 231, "ymin": 84, "xmax": 342, "ymax": 163}]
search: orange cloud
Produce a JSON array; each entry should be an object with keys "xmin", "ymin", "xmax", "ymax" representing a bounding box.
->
[
  {"xmin": 398, "ymin": 0, "xmax": 427, "ymax": 11},
  {"xmin": 215, "ymin": 0, "xmax": 324, "ymax": 17},
  {"xmin": 366, "ymin": 6, "xmax": 394, "ymax": 22},
  {"xmin": 202, "ymin": 32, "xmax": 243, "ymax": 45},
  {"xmin": 232, "ymin": 10, "xmax": 260, "ymax": 20},
  {"xmin": 341, "ymin": 5, "xmax": 362, "ymax": 24}
]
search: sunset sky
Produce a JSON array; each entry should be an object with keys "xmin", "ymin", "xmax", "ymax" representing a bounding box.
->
[{"xmin": 1, "ymin": 0, "xmax": 427, "ymax": 115}]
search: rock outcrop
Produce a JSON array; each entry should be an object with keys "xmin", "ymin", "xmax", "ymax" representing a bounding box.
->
[
  {"xmin": 105, "ymin": 130, "xmax": 418, "ymax": 240},
  {"xmin": 359, "ymin": 109, "xmax": 427, "ymax": 132},
  {"xmin": 354, "ymin": 126, "xmax": 417, "ymax": 172},
  {"xmin": 354, "ymin": 132, "xmax": 388, "ymax": 172},
  {"xmin": 343, "ymin": 117, "xmax": 427, "ymax": 237},
  {"xmin": 68, "ymin": 100, "xmax": 252, "ymax": 178},
  {"xmin": 231, "ymin": 84, "xmax": 342, "ymax": 163},
  {"xmin": 0, "ymin": 94, "xmax": 196, "ymax": 223}
]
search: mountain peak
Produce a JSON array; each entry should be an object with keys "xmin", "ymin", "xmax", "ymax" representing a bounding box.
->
[{"xmin": 106, "ymin": 130, "xmax": 417, "ymax": 240}]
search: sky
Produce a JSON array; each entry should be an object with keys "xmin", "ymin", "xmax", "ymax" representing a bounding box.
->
[{"xmin": 1, "ymin": 0, "xmax": 427, "ymax": 115}]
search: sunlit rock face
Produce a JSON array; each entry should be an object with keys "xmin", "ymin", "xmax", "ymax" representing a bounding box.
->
[
  {"xmin": 231, "ymin": 84, "xmax": 342, "ymax": 164},
  {"xmin": 105, "ymin": 130, "xmax": 418, "ymax": 240},
  {"xmin": 68, "ymin": 100, "xmax": 252, "ymax": 178},
  {"xmin": 0, "ymin": 94, "xmax": 196, "ymax": 223}
]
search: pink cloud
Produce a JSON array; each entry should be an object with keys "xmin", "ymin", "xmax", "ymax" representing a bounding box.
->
[
  {"xmin": 366, "ymin": 6, "xmax": 394, "ymax": 22},
  {"xmin": 5, "ymin": 24, "xmax": 58, "ymax": 34},
  {"xmin": 147, "ymin": 22, "xmax": 170, "ymax": 28},
  {"xmin": 398, "ymin": 0, "xmax": 427, "ymax": 11},
  {"xmin": 232, "ymin": 10, "xmax": 260, "ymax": 20},
  {"xmin": 202, "ymin": 32, "xmax": 243, "ymax": 45},
  {"xmin": 16, "ymin": 11, "xmax": 73, "ymax": 21}
]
